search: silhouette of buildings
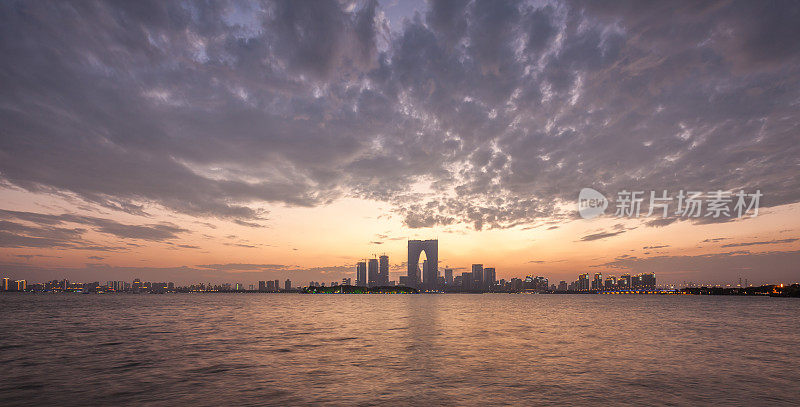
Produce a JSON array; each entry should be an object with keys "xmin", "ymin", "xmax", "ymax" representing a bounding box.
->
[
  {"xmin": 356, "ymin": 261, "xmax": 367, "ymax": 287},
  {"xmin": 407, "ymin": 239, "xmax": 438, "ymax": 290},
  {"xmin": 368, "ymin": 258, "xmax": 379, "ymax": 287},
  {"xmin": 379, "ymin": 255, "xmax": 389, "ymax": 286}
]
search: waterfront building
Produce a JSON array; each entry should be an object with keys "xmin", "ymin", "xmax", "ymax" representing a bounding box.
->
[
  {"xmin": 444, "ymin": 268, "xmax": 453, "ymax": 286},
  {"xmin": 472, "ymin": 264, "xmax": 484, "ymax": 289},
  {"xmin": 356, "ymin": 261, "xmax": 367, "ymax": 287},
  {"xmin": 379, "ymin": 255, "xmax": 389, "ymax": 286},
  {"xmin": 368, "ymin": 258, "xmax": 379, "ymax": 287},
  {"xmin": 484, "ymin": 267, "xmax": 496, "ymax": 288}
]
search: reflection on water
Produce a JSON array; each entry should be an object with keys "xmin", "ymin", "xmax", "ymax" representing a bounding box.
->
[{"xmin": 1, "ymin": 293, "xmax": 798, "ymax": 406}]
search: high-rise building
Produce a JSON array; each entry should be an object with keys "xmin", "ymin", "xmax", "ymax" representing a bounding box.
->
[
  {"xmin": 578, "ymin": 274, "xmax": 590, "ymax": 291},
  {"xmin": 472, "ymin": 264, "xmax": 484, "ymax": 289},
  {"xmin": 592, "ymin": 273, "xmax": 603, "ymax": 290},
  {"xmin": 356, "ymin": 261, "xmax": 367, "ymax": 287},
  {"xmin": 483, "ymin": 267, "xmax": 496, "ymax": 288},
  {"xmin": 379, "ymin": 255, "xmax": 389, "ymax": 286},
  {"xmin": 407, "ymin": 240, "xmax": 438, "ymax": 289},
  {"xmin": 15, "ymin": 280, "xmax": 26, "ymax": 291},
  {"xmin": 558, "ymin": 280, "xmax": 568, "ymax": 291},
  {"xmin": 461, "ymin": 272, "xmax": 473, "ymax": 290},
  {"xmin": 639, "ymin": 273, "xmax": 656, "ymax": 288},
  {"xmin": 368, "ymin": 258, "xmax": 379, "ymax": 287},
  {"xmin": 2, "ymin": 277, "xmax": 11, "ymax": 291},
  {"xmin": 274, "ymin": 280, "xmax": 280, "ymax": 291},
  {"xmin": 444, "ymin": 268, "xmax": 453, "ymax": 286},
  {"xmin": 605, "ymin": 276, "xmax": 617, "ymax": 290},
  {"xmin": 258, "ymin": 281, "xmax": 266, "ymax": 292},
  {"xmin": 619, "ymin": 274, "xmax": 631, "ymax": 289},
  {"xmin": 266, "ymin": 280, "xmax": 275, "ymax": 291},
  {"xmin": 341, "ymin": 277, "xmax": 351, "ymax": 286}
]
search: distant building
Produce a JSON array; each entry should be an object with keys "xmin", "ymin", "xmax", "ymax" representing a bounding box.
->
[
  {"xmin": 379, "ymin": 255, "xmax": 390, "ymax": 286},
  {"xmin": 274, "ymin": 280, "xmax": 279, "ymax": 291},
  {"xmin": 558, "ymin": 280, "xmax": 567, "ymax": 291},
  {"xmin": 578, "ymin": 274, "xmax": 590, "ymax": 291},
  {"xmin": 483, "ymin": 267, "xmax": 496, "ymax": 288},
  {"xmin": 356, "ymin": 261, "xmax": 367, "ymax": 287},
  {"xmin": 472, "ymin": 264, "xmax": 484, "ymax": 289},
  {"xmin": 368, "ymin": 258, "xmax": 379, "ymax": 287},
  {"xmin": 285, "ymin": 279, "xmax": 291, "ymax": 290},
  {"xmin": 592, "ymin": 273, "xmax": 603, "ymax": 290},
  {"xmin": 619, "ymin": 274, "xmax": 631, "ymax": 289},
  {"xmin": 637, "ymin": 273, "xmax": 656, "ymax": 288},
  {"xmin": 15, "ymin": 280, "xmax": 26, "ymax": 291},
  {"xmin": 444, "ymin": 268, "xmax": 453, "ymax": 286},
  {"xmin": 341, "ymin": 277, "xmax": 351, "ymax": 286},
  {"xmin": 462, "ymin": 272, "xmax": 473, "ymax": 290},
  {"xmin": 258, "ymin": 281, "xmax": 266, "ymax": 292},
  {"xmin": 408, "ymin": 239, "xmax": 438, "ymax": 290}
]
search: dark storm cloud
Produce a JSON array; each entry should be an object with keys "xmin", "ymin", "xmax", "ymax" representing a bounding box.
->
[{"xmin": 1, "ymin": 0, "xmax": 798, "ymax": 230}]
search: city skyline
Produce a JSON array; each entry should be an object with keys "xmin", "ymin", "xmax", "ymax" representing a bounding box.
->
[{"xmin": 1, "ymin": 1, "xmax": 800, "ymax": 287}]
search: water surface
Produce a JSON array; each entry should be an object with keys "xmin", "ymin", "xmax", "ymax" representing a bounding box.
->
[{"xmin": 1, "ymin": 293, "xmax": 798, "ymax": 406}]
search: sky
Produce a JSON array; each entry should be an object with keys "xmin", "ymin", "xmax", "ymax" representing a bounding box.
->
[{"xmin": 1, "ymin": 0, "xmax": 799, "ymax": 286}]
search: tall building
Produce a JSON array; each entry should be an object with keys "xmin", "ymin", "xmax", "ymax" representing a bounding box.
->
[
  {"xmin": 341, "ymin": 277, "xmax": 351, "ymax": 286},
  {"xmin": 15, "ymin": 280, "xmax": 26, "ymax": 291},
  {"xmin": 638, "ymin": 273, "xmax": 656, "ymax": 288},
  {"xmin": 285, "ymin": 279, "xmax": 291, "ymax": 290},
  {"xmin": 592, "ymin": 273, "xmax": 603, "ymax": 290},
  {"xmin": 472, "ymin": 264, "xmax": 484, "ymax": 289},
  {"xmin": 461, "ymin": 272, "xmax": 473, "ymax": 290},
  {"xmin": 258, "ymin": 281, "xmax": 266, "ymax": 292},
  {"xmin": 483, "ymin": 267, "xmax": 496, "ymax": 288},
  {"xmin": 356, "ymin": 261, "xmax": 367, "ymax": 287},
  {"xmin": 379, "ymin": 255, "xmax": 389, "ymax": 286},
  {"xmin": 274, "ymin": 280, "xmax": 280, "ymax": 291},
  {"xmin": 368, "ymin": 258, "xmax": 379, "ymax": 287},
  {"xmin": 2, "ymin": 277, "xmax": 10, "ymax": 291},
  {"xmin": 407, "ymin": 240, "xmax": 438, "ymax": 290},
  {"xmin": 578, "ymin": 273, "xmax": 590, "ymax": 291},
  {"xmin": 558, "ymin": 281, "xmax": 568, "ymax": 291},
  {"xmin": 619, "ymin": 274, "xmax": 631, "ymax": 289},
  {"xmin": 444, "ymin": 268, "xmax": 453, "ymax": 286}
]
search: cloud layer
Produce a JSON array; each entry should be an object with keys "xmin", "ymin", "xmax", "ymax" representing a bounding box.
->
[{"xmin": 1, "ymin": 0, "xmax": 798, "ymax": 230}]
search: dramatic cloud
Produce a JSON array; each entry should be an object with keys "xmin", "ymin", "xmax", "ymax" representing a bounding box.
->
[
  {"xmin": 0, "ymin": 209, "xmax": 188, "ymax": 248},
  {"xmin": 0, "ymin": 0, "xmax": 798, "ymax": 232}
]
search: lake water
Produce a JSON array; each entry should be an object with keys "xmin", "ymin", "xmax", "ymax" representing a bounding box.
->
[{"xmin": 1, "ymin": 293, "xmax": 798, "ymax": 406}]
